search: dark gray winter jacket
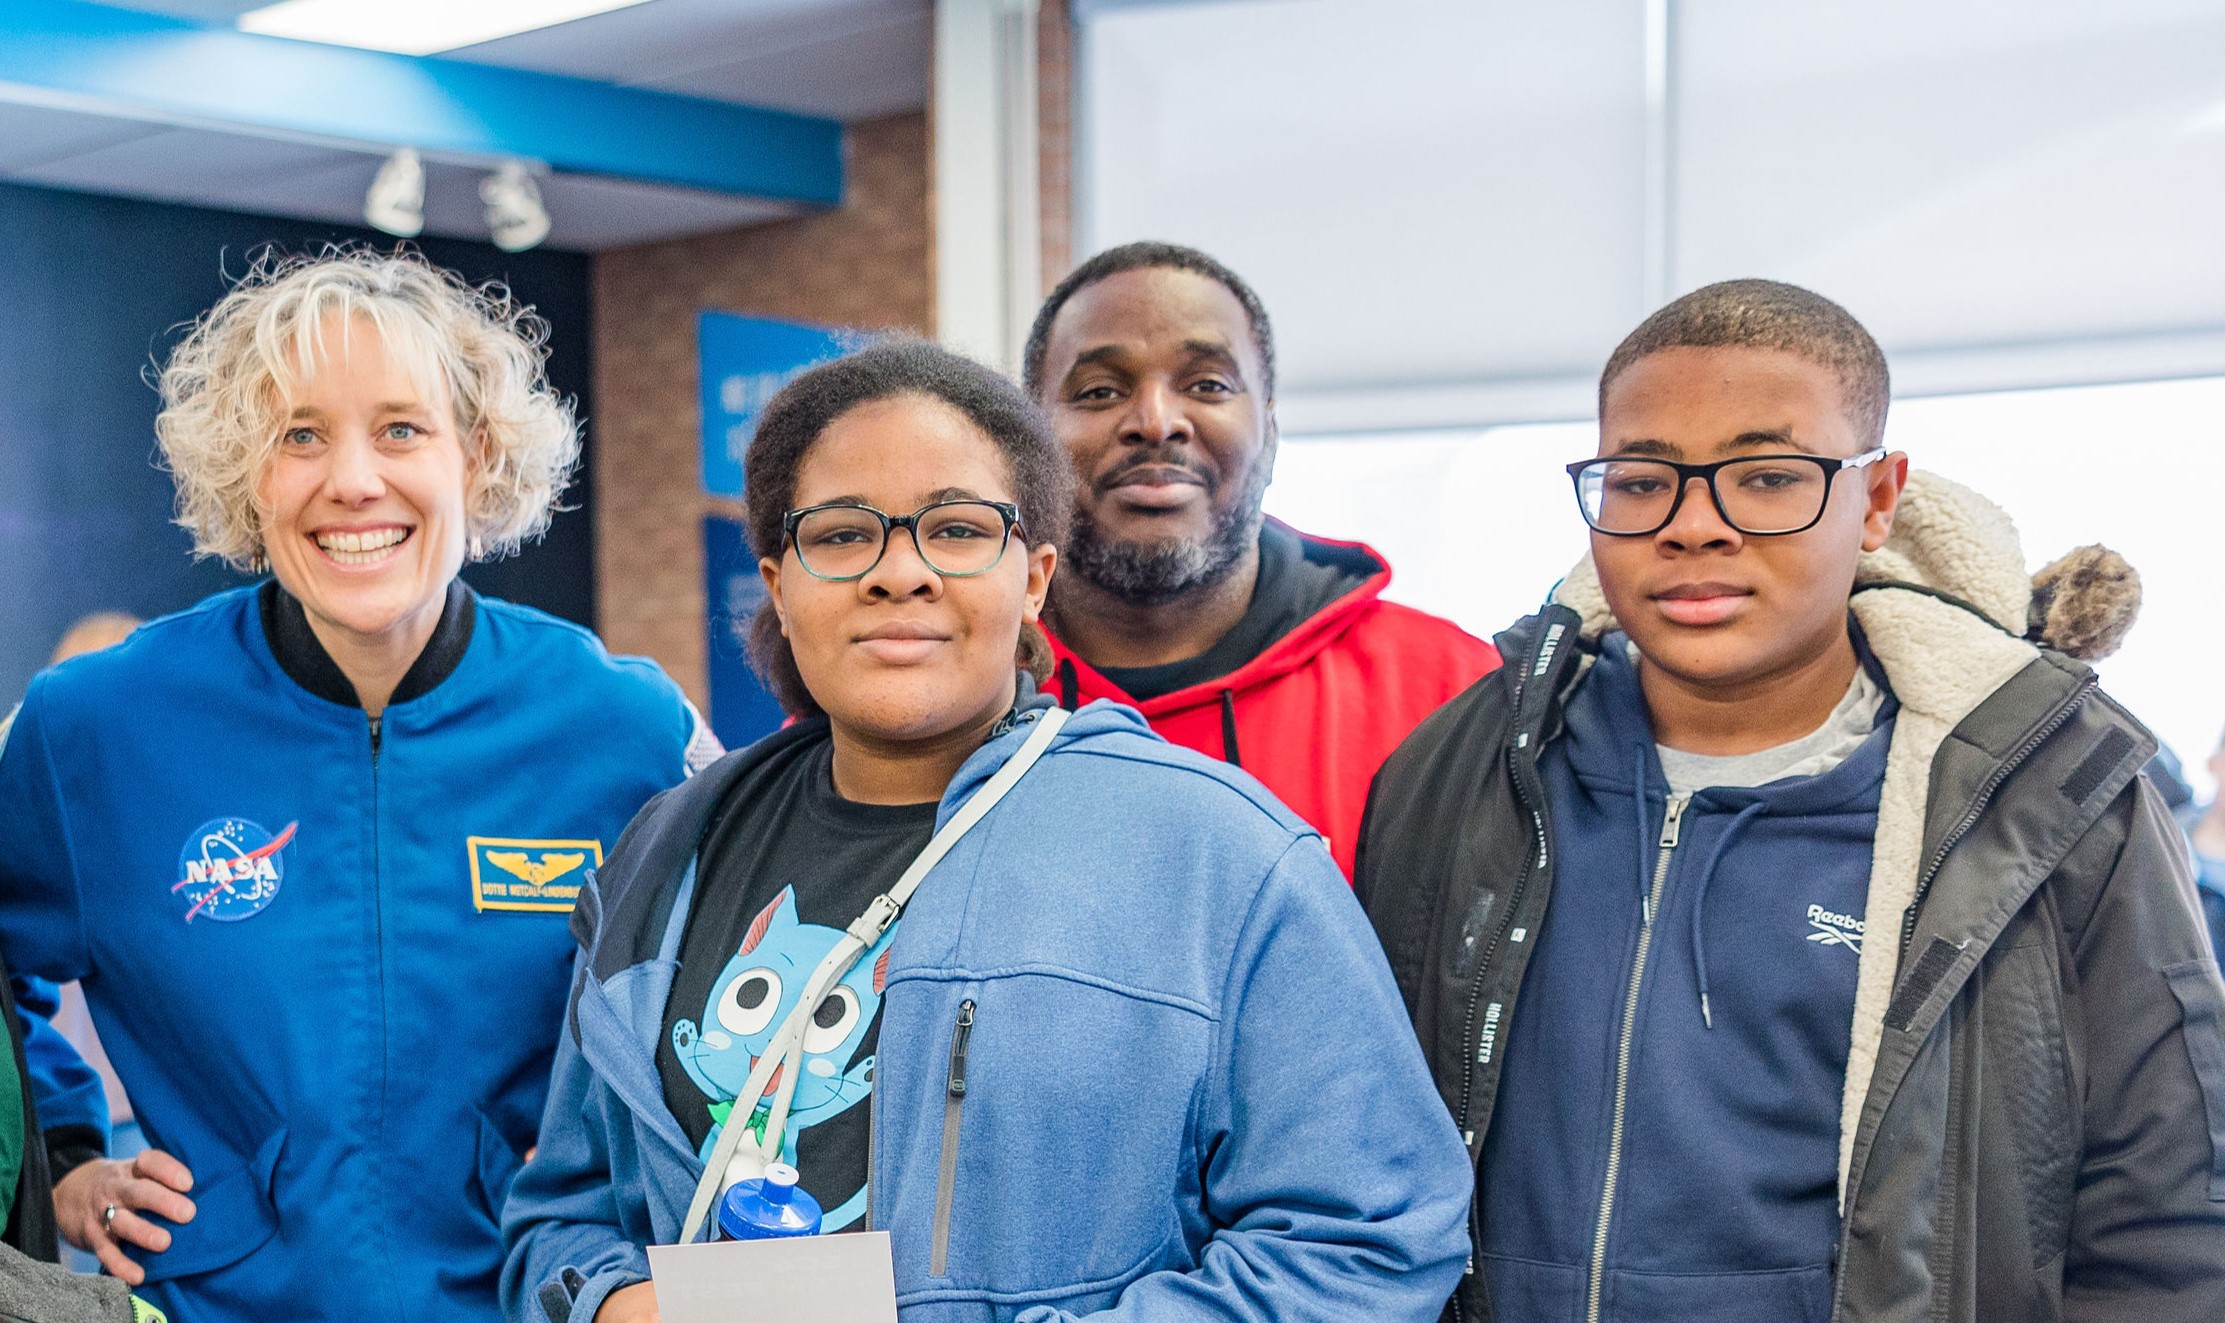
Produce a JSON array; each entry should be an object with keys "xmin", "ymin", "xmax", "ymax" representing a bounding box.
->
[{"xmin": 1359, "ymin": 472, "xmax": 2225, "ymax": 1321}]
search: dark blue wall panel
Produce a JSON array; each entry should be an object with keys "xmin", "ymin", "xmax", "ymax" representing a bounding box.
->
[{"xmin": 0, "ymin": 181, "xmax": 594, "ymax": 705}]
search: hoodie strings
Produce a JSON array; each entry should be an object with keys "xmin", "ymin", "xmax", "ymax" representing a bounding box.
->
[
  {"xmin": 1630, "ymin": 757, "xmax": 1654, "ymax": 914},
  {"xmin": 1055, "ymin": 654, "xmax": 1242, "ymax": 769},
  {"xmin": 1689, "ymin": 802, "xmax": 1766, "ymax": 1029},
  {"xmin": 1632, "ymin": 749, "xmax": 1767, "ymax": 1029}
]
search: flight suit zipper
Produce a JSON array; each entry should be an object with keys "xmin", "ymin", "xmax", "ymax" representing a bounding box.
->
[
  {"xmin": 365, "ymin": 709, "xmax": 401, "ymax": 1310},
  {"xmin": 1586, "ymin": 794, "xmax": 1686, "ymax": 1323}
]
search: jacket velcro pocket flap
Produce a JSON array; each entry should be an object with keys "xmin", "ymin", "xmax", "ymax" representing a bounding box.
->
[
  {"xmin": 2163, "ymin": 960, "xmax": 2225, "ymax": 1202},
  {"xmin": 131, "ymin": 1128, "xmax": 286, "ymax": 1282}
]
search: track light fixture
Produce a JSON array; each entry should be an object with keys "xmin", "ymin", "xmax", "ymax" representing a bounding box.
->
[
  {"xmin": 364, "ymin": 150, "xmax": 555, "ymax": 250},
  {"xmin": 482, "ymin": 162, "xmax": 552, "ymax": 253},
  {"xmin": 364, "ymin": 147, "xmax": 426, "ymax": 238}
]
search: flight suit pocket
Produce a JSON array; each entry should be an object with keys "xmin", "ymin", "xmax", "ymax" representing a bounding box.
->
[{"xmin": 132, "ymin": 1128, "xmax": 285, "ymax": 1283}]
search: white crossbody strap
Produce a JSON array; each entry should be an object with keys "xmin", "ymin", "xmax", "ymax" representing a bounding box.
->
[{"xmin": 679, "ymin": 706, "xmax": 1070, "ymax": 1242}]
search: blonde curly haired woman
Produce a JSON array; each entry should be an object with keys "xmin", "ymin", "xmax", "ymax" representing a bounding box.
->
[{"xmin": 0, "ymin": 249, "xmax": 716, "ymax": 1323}]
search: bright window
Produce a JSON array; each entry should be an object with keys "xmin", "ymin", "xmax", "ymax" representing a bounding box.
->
[
  {"xmin": 1266, "ymin": 376, "xmax": 2225, "ymax": 790},
  {"xmin": 1078, "ymin": 0, "xmax": 2225, "ymax": 433}
]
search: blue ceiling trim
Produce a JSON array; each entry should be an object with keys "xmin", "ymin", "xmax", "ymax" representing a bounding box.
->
[{"xmin": 0, "ymin": 0, "xmax": 843, "ymax": 206}]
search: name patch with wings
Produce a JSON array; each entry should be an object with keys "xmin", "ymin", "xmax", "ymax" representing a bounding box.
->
[{"xmin": 467, "ymin": 836, "xmax": 605, "ymax": 914}]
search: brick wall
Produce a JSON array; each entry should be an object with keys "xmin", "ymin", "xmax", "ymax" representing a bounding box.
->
[
  {"xmin": 590, "ymin": 112, "xmax": 933, "ymax": 705},
  {"xmin": 1039, "ymin": 0, "xmax": 1075, "ymax": 290}
]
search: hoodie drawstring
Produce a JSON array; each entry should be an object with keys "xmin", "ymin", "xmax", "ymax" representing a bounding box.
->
[
  {"xmin": 1632, "ymin": 746, "xmax": 1769, "ymax": 1030},
  {"xmin": 1631, "ymin": 755, "xmax": 1655, "ymax": 914},
  {"xmin": 1058, "ymin": 655, "xmax": 1241, "ymax": 767},
  {"xmin": 1689, "ymin": 802, "xmax": 1767, "ymax": 1029}
]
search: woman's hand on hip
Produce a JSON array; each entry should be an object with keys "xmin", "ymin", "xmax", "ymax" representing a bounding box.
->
[
  {"xmin": 595, "ymin": 1282, "xmax": 660, "ymax": 1323},
  {"xmin": 52, "ymin": 1149, "xmax": 197, "ymax": 1285}
]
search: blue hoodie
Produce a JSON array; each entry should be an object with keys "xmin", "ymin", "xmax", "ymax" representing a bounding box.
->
[
  {"xmin": 1478, "ymin": 635, "xmax": 1895, "ymax": 1322},
  {"xmin": 501, "ymin": 699, "xmax": 1472, "ymax": 1323}
]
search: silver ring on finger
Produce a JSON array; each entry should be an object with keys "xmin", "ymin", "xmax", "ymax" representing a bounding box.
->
[{"xmin": 102, "ymin": 1203, "xmax": 119, "ymax": 1229}]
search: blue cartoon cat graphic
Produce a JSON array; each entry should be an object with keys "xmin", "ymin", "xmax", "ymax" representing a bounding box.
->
[{"xmin": 671, "ymin": 884, "xmax": 891, "ymax": 1230}]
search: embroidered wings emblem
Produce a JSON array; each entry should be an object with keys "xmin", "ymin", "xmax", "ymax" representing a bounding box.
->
[{"xmin": 485, "ymin": 850, "xmax": 589, "ymax": 886}]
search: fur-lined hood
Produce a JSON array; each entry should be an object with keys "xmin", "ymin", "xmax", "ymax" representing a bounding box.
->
[{"xmin": 1545, "ymin": 469, "xmax": 2143, "ymax": 1198}]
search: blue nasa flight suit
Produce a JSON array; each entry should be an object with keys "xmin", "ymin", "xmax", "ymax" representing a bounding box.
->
[{"xmin": 0, "ymin": 582, "xmax": 710, "ymax": 1323}]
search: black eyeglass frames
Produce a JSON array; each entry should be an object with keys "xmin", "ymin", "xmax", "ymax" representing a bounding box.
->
[
  {"xmin": 781, "ymin": 499, "xmax": 1025, "ymax": 582},
  {"xmin": 1566, "ymin": 448, "xmax": 1888, "ymax": 537}
]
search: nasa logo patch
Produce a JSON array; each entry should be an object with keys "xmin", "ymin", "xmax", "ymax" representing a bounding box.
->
[{"xmin": 174, "ymin": 818, "xmax": 296, "ymax": 923}]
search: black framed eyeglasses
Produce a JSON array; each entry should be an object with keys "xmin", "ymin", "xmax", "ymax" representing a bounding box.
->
[
  {"xmin": 1566, "ymin": 448, "xmax": 1888, "ymax": 537},
  {"xmin": 782, "ymin": 499, "xmax": 1024, "ymax": 582}
]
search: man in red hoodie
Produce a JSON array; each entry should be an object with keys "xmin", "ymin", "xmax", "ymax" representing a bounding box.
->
[{"xmin": 1023, "ymin": 241, "xmax": 1499, "ymax": 877}]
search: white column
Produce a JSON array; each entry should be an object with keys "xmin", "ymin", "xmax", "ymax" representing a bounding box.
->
[
  {"xmin": 934, "ymin": 0, "xmax": 1042, "ymax": 372},
  {"xmin": 1640, "ymin": 0, "xmax": 1678, "ymax": 311}
]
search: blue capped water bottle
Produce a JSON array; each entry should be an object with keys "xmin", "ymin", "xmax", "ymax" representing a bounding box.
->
[{"xmin": 717, "ymin": 1162, "xmax": 824, "ymax": 1240}]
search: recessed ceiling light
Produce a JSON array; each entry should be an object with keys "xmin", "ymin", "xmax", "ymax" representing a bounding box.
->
[{"xmin": 238, "ymin": 0, "xmax": 657, "ymax": 57}]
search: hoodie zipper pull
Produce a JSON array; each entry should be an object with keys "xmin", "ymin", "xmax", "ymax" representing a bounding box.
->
[
  {"xmin": 946, "ymin": 1000, "xmax": 975, "ymax": 1098},
  {"xmin": 931, "ymin": 999, "xmax": 977, "ymax": 1277},
  {"xmin": 1645, "ymin": 796, "xmax": 1687, "ymax": 926}
]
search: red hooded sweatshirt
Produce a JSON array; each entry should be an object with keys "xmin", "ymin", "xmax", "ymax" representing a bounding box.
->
[{"xmin": 1044, "ymin": 524, "xmax": 1500, "ymax": 878}]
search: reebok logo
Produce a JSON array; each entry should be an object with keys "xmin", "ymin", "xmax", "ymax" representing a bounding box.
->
[{"xmin": 1805, "ymin": 903, "xmax": 1863, "ymax": 955}]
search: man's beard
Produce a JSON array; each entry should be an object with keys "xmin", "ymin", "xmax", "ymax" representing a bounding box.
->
[{"xmin": 1064, "ymin": 458, "xmax": 1271, "ymax": 607}]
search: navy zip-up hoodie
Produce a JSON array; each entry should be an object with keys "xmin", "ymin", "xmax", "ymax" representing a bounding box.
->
[{"xmin": 1479, "ymin": 634, "xmax": 1896, "ymax": 1322}]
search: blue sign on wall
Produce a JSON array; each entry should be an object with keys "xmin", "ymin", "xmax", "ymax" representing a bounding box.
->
[
  {"xmin": 701, "ymin": 513, "xmax": 787, "ymax": 751},
  {"xmin": 697, "ymin": 311, "xmax": 865, "ymax": 748},
  {"xmin": 698, "ymin": 310, "xmax": 859, "ymax": 499}
]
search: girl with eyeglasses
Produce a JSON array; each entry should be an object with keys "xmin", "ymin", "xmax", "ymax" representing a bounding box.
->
[{"xmin": 500, "ymin": 341, "xmax": 1470, "ymax": 1323}]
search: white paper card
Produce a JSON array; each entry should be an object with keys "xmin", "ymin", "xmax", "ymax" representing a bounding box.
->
[{"xmin": 648, "ymin": 1232, "xmax": 898, "ymax": 1323}]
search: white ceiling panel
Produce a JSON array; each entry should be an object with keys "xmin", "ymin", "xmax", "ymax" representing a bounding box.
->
[
  {"xmin": 94, "ymin": 0, "xmax": 931, "ymax": 120},
  {"xmin": 455, "ymin": 0, "xmax": 930, "ymax": 121},
  {"xmin": 613, "ymin": 11, "xmax": 932, "ymax": 121},
  {"xmin": 9, "ymin": 121, "xmax": 372, "ymax": 201},
  {"xmin": 0, "ymin": 100, "xmax": 163, "ymax": 172},
  {"xmin": 524, "ymin": 170, "xmax": 801, "ymax": 249}
]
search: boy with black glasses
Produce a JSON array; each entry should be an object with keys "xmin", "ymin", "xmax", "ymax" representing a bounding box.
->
[{"xmin": 1358, "ymin": 279, "xmax": 2225, "ymax": 1323}]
